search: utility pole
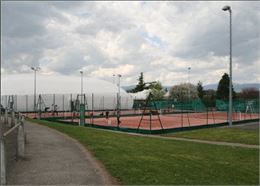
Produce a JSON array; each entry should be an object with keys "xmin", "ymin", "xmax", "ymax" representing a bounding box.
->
[
  {"xmin": 31, "ymin": 67, "xmax": 40, "ymax": 113},
  {"xmin": 117, "ymin": 74, "xmax": 122, "ymax": 127},
  {"xmin": 222, "ymin": 5, "xmax": 233, "ymax": 126}
]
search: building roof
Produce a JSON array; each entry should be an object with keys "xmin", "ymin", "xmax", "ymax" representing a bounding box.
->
[{"xmin": 1, "ymin": 73, "xmax": 129, "ymax": 96}]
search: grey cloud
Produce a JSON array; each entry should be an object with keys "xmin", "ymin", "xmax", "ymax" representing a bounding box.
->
[
  {"xmin": 2, "ymin": 32, "xmax": 67, "ymax": 74},
  {"xmin": 1, "ymin": 2, "xmax": 74, "ymax": 73},
  {"xmin": 2, "ymin": 3, "xmax": 46, "ymax": 38},
  {"xmin": 1, "ymin": 1, "xmax": 258, "ymax": 85},
  {"xmin": 47, "ymin": 43, "xmax": 109, "ymax": 75},
  {"xmin": 75, "ymin": 3, "xmax": 135, "ymax": 35},
  {"xmin": 170, "ymin": 2, "xmax": 259, "ymax": 66},
  {"xmin": 49, "ymin": 1, "xmax": 86, "ymax": 11},
  {"xmin": 50, "ymin": 48, "xmax": 87, "ymax": 74},
  {"xmin": 84, "ymin": 45, "xmax": 107, "ymax": 66},
  {"xmin": 3, "ymin": 1, "xmax": 92, "ymax": 37}
]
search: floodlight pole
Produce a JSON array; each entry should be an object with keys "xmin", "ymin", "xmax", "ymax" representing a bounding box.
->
[
  {"xmin": 222, "ymin": 5, "xmax": 232, "ymax": 126},
  {"xmin": 31, "ymin": 67, "xmax": 40, "ymax": 113},
  {"xmin": 80, "ymin": 71, "xmax": 83, "ymax": 103},
  {"xmin": 117, "ymin": 74, "xmax": 122, "ymax": 127},
  {"xmin": 79, "ymin": 70, "xmax": 85, "ymax": 126},
  {"xmin": 188, "ymin": 67, "xmax": 191, "ymax": 100}
]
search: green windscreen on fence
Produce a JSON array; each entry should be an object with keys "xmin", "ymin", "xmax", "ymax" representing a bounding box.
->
[
  {"xmin": 133, "ymin": 98, "xmax": 259, "ymax": 113},
  {"xmin": 216, "ymin": 99, "xmax": 259, "ymax": 113},
  {"xmin": 133, "ymin": 99, "xmax": 207, "ymax": 112}
]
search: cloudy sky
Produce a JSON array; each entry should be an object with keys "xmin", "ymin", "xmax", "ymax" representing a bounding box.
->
[{"xmin": 1, "ymin": 1, "xmax": 259, "ymax": 87}]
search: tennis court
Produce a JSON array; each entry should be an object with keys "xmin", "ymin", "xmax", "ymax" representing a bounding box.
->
[{"xmin": 60, "ymin": 111, "xmax": 259, "ymax": 131}]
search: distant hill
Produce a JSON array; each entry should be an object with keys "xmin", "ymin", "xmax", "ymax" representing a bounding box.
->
[
  {"xmin": 122, "ymin": 83, "xmax": 259, "ymax": 93},
  {"xmin": 122, "ymin": 85, "xmax": 136, "ymax": 92}
]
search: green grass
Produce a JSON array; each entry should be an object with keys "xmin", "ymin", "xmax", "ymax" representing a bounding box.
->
[
  {"xmin": 165, "ymin": 126, "xmax": 259, "ymax": 145},
  {"xmin": 30, "ymin": 119, "xmax": 259, "ymax": 185}
]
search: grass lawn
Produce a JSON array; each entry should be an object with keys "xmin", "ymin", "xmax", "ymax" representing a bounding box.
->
[
  {"xmin": 164, "ymin": 125, "xmax": 259, "ymax": 145},
  {"xmin": 30, "ymin": 119, "xmax": 259, "ymax": 185}
]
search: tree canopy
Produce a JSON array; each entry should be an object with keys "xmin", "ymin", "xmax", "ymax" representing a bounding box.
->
[
  {"xmin": 149, "ymin": 81, "xmax": 165, "ymax": 100},
  {"xmin": 130, "ymin": 72, "xmax": 147, "ymax": 93},
  {"xmin": 197, "ymin": 81, "xmax": 204, "ymax": 99},
  {"xmin": 169, "ymin": 83, "xmax": 198, "ymax": 102},
  {"xmin": 216, "ymin": 73, "xmax": 236, "ymax": 100},
  {"xmin": 238, "ymin": 87, "xmax": 259, "ymax": 99}
]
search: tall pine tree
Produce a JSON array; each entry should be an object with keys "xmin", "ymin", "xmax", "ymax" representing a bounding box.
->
[
  {"xmin": 216, "ymin": 73, "xmax": 236, "ymax": 100},
  {"xmin": 197, "ymin": 81, "xmax": 204, "ymax": 99},
  {"xmin": 131, "ymin": 72, "xmax": 146, "ymax": 93}
]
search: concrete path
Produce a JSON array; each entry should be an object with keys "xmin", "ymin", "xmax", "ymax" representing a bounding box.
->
[{"xmin": 7, "ymin": 121, "xmax": 115, "ymax": 185}]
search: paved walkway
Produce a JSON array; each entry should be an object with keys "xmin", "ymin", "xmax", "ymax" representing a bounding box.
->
[{"xmin": 7, "ymin": 121, "xmax": 115, "ymax": 185}]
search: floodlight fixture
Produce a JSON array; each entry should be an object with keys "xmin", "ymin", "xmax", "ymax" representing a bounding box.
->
[{"xmin": 222, "ymin": 5, "xmax": 231, "ymax": 11}]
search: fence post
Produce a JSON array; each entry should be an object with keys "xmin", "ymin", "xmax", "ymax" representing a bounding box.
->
[
  {"xmin": 0, "ymin": 139, "xmax": 6, "ymax": 185},
  {"xmin": 4, "ymin": 109, "xmax": 8, "ymax": 125},
  {"xmin": 11, "ymin": 111, "xmax": 15, "ymax": 127},
  {"xmin": 181, "ymin": 99, "xmax": 183, "ymax": 128},
  {"xmin": 206, "ymin": 107, "xmax": 208, "ymax": 125},
  {"xmin": 92, "ymin": 93, "xmax": 94, "ymax": 125},
  {"xmin": 62, "ymin": 95, "xmax": 65, "ymax": 118},
  {"xmin": 17, "ymin": 120, "xmax": 25, "ymax": 158},
  {"xmin": 70, "ymin": 94, "xmax": 73, "ymax": 123},
  {"xmin": 22, "ymin": 115, "xmax": 27, "ymax": 144},
  {"xmin": 26, "ymin": 95, "xmax": 28, "ymax": 117},
  {"xmin": 103, "ymin": 96, "xmax": 105, "ymax": 111}
]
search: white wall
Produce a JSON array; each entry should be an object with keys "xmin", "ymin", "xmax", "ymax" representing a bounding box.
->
[{"xmin": 1, "ymin": 93, "xmax": 133, "ymax": 112}]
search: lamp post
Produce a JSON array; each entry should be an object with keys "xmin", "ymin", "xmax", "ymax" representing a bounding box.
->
[
  {"xmin": 31, "ymin": 67, "xmax": 40, "ymax": 113},
  {"xmin": 222, "ymin": 5, "xmax": 232, "ymax": 126},
  {"xmin": 80, "ymin": 71, "xmax": 83, "ymax": 104},
  {"xmin": 79, "ymin": 70, "xmax": 85, "ymax": 126},
  {"xmin": 188, "ymin": 67, "xmax": 191, "ymax": 100},
  {"xmin": 117, "ymin": 74, "xmax": 122, "ymax": 103},
  {"xmin": 117, "ymin": 74, "xmax": 122, "ymax": 126}
]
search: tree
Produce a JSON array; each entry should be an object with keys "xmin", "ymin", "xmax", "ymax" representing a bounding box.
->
[
  {"xmin": 169, "ymin": 83, "xmax": 198, "ymax": 102},
  {"xmin": 238, "ymin": 87, "xmax": 259, "ymax": 99},
  {"xmin": 130, "ymin": 72, "xmax": 146, "ymax": 93},
  {"xmin": 216, "ymin": 73, "xmax": 236, "ymax": 100},
  {"xmin": 149, "ymin": 81, "xmax": 166, "ymax": 100},
  {"xmin": 203, "ymin": 89, "xmax": 216, "ymax": 107},
  {"xmin": 197, "ymin": 81, "xmax": 204, "ymax": 99}
]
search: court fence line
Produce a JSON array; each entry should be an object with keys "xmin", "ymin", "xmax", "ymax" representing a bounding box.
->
[
  {"xmin": 1, "ymin": 95, "xmax": 259, "ymax": 134},
  {"xmin": 38, "ymin": 96, "xmax": 259, "ymax": 134}
]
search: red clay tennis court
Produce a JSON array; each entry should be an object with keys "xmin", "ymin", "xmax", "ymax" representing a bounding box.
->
[{"xmin": 59, "ymin": 111, "xmax": 259, "ymax": 131}]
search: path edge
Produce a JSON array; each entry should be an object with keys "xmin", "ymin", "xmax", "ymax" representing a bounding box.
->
[{"xmin": 26, "ymin": 120, "xmax": 119, "ymax": 185}]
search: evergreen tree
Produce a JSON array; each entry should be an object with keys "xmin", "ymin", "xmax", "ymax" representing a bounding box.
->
[
  {"xmin": 131, "ymin": 72, "xmax": 146, "ymax": 93},
  {"xmin": 197, "ymin": 81, "xmax": 204, "ymax": 99},
  {"xmin": 149, "ymin": 81, "xmax": 165, "ymax": 100},
  {"xmin": 216, "ymin": 73, "xmax": 236, "ymax": 100}
]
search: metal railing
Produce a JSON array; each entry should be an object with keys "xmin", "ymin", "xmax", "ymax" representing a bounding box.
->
[{"xmin": 0, "ymin": 110, "xmax": 26, "ymax": 185}]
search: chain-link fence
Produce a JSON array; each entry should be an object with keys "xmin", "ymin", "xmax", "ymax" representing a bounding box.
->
[
  {"xmin": 47, "ymin": 97, "xmax": 259, "ymax": 134},
  {"xmin": 1, "ymin": 93, "xmax": 133, "ymax": 114}
]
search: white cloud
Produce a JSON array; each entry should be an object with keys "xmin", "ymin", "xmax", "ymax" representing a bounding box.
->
[
  {"xmin": 90, "ymin": 64, "xmax": 135, "ymax": 78},
  {"xmin": 1, "ymin": 1, "xmax": 259, "ymax": 87}
]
